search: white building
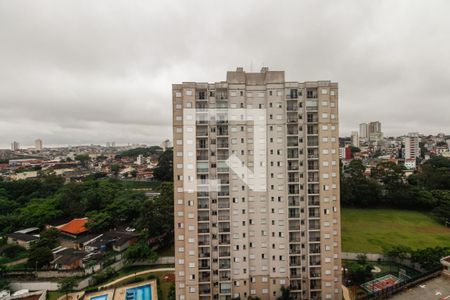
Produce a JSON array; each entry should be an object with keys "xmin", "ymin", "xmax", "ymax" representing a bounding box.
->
[
  {"xmin": 359, "ymin": 123, "xmax": 368, "ymax": 139},
  {"xmin": 35, "ymin": 139, "xmax": 43, "ymax": 151},
  {"xmin": 351, "ymin": 131, "xmax": 359, "ymax": 147}
]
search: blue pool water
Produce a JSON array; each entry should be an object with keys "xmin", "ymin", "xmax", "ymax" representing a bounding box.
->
[
  {"xmin": 91, "ymin": 295, "xmax": 108, "ymax": 300},
  {"xmin": 125, "ymin": 285, "xmax": 152, "ymax": 300}
]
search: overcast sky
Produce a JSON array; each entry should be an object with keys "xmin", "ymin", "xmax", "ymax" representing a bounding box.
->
[{"xmin": 1, "ymin": 0, "xmax": 450, "ymax": 148}]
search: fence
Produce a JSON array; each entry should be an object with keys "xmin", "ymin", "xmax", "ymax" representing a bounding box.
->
[{"xmin": 356, "ymin": 268, "xmax": 442, "ymax": 300}]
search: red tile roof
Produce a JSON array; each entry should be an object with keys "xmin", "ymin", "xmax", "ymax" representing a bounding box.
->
[{"xmin": 58, "ymin": 218, "xmax": 88, "ymax": 235}]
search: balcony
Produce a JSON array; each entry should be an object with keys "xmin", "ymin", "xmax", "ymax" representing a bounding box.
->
[
  {"xmin": 218, "ymin": 211, "xmax": 230, "ymax": 221},
  {"xmin": 219, "ymin": 259, "xmax": 231, "ymax": 269},
  {"xmin": 199, "ymin": 272, "xmax": 211, "ymax": 282},
  {"xmin": 290, "ymin": 280, "xmax": 302, "ymax": 291},
  {"xmin": 287, "ymin": 103, "xmax": 298, "ymax": 111},
  {"xmin": 198, "ymin": 200, "xmax": 209, "ymax": 209},
  {"xmin": 199, "ymin": 285, "xmax": 211, "ymax": 295},
  {"xmin": 309, "ymin": 244, "xmax": 321, "ymax": 254},
  {"xmin": 288, "ymin": 161, "xmax": 299, "ymax": 171},
  {"xmin": 290, "ymin": 256, "xmax": 301, "ymax": 267},
  {"xmin": 199, "ymin": 261, "xmax": 211, "ymax": 270},
  {"xmin": 198, "ymin": 236, "xmax": 210, "ymax": 246},
  {"xmin": 307, "ymin": 113, "xmax": 318, "ymax": 123},
  {"xmin": 289, "ymin": 208, "xmax": 300, "ymax": 218},
  {"xmin": 219, "ymin": 270, "xmax": 231, "ymax": 281},
  {"xmin": 216, "ymin": 90, "xmax": 228, "ymax": 100},
  {"xmin": 288, "ymin": 89, "xmax": 299, "ymax": 99},
  {"xmin": 307, "ymin": 125, "xmax": 318, "ymax": 135},
  {"xmin": 218, "ymin": 199, "xmax": 230, "ymax": 209},
  {"xmin": 289, "ymin": 232, "xmax": 301, "ymax": 243},
  {"xmin": 288, "ymin": 173, "xmax": 299, "ymax": 182},
  {"xmin": 289, "ymin": 244, "xmax": 302, "ymax": 255},
  {"xmin": 196, "ymin": 90, "xmax": 207, "ymax": 100},
  {"xmin": 288, "ymin": 196, "xmax": 300, "ymax": 206},
  {"xmin": 309, "ymin": 220, "xmax": 320, "ymax": 230},
  {"xmin": 196, "ymin": 128, "xmax": 209, "ymax": 137},
  {"xmin": 309, "ymin": 208, "xmax": 320, "ymax": 218},
  {"xmin": 287, "ymin": 148, "xmax": 299, "ymax": 159},
  {"xmin": 310, "ymin": 257, "xmax": 321, "ymax": 266},
  {"xmin": 219, "ymin": 234, "xmax": 230, "ymax": 244},
  {"xmin": 309, "ymin": 232, "xmax": 321, "ymax": 242},
  {"xmin": 219, "ymin": 247, "xmax": 231, "ymax": 257},
  {"xmin": 199, "ymin": 248, "xmax": 211, "ymax": 258},
  {"xmin": 310, "ymin": 280, "xmax": 321, "ymax": 290},
  {"xmin": 288, "ymin": 184, "xmax": 300, "ymax": 195},
  {"xmin": 287, "ymin": 125, "xmax": 299, "ymax": 135},
  {"xmin": 197, "ymin": 139, "xmax": 208, "ymax": 149},
  {"xmin": 219, "ymin": 224, "xmax": 230, "ymax": 233},
  {"xmin": 217, "ymin": 126, "xmax": 228, "ymax": 136},
  {"xmin": 287, "ymin": 137, "xmax": 299, "ymax": 147},
  {"xmin": 290, "ymin": 269, "xmax": 302, "ymax": 279},
  {"xmin": 307, "ymin": 137, "xmax": 319, "ymax": 147},
  {"xmin": 289, "ymin": 220, "xmax": 301, "ymax": 231},
  {"xmin": 198, "ymin": 211, "xmax": 210, "ymax": 222},
  {"xmin": 306, "ymin": 99, "xmax": 318, "ymax": 111},
  {"xmin": 308, "ymin": 197, "xmax": 320, "ymax": 206},
  {"xmin": 217, "ymin": 149, "xmax": 229, "ymax": 160},
  {"xmin": 306, "ymin": 89, "xmax": 317, "ymax": 99},
  {"xmin": 308, "ymin": 161, "xmax": 319, "ymax": 170}
]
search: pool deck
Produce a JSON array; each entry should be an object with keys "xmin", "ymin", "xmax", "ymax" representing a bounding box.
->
[
  {"xmin": 114, "ymin": 280, "xmax": 157, "ymax": 300},
  {"xmin": 85, "ymin": 290, "xmax": 115, "ymax": 300}
]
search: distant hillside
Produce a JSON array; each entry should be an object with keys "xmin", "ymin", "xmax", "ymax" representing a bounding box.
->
[{"xmin": 118, "ymin": 146, "xmax": 163, "ymax": 158}]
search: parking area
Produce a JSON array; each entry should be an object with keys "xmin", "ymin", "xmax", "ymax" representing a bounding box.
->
[{"xmin": 391, "ymin": 275, "xmax": 450, "ymax": 300}]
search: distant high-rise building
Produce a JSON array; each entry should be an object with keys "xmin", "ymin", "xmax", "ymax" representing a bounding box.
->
[
  {"xmin": 106, "ymin": 142, "xmax": 111, "ymax": 148},
  {"xmin": 368, "ymin": 121, "xmax": 381, "ymax": 135},
  {"xmin": 173, "ymin": 67, "xmax": 342, "ymax": 300},
  {"xmin": 35, "ymin": 139, "xmax": 43, "ymax": 151},
  {"xmin": 11, "ymin": 141, "xmax": 20, "ymax": 151},
  {"xmin": 351, "ymin": 131, "xmax": 359, "ymax": 147},
  {"xmin": 111, "ymin": 141, "xmax": 116, "ymax": 147},
  {"xmin": 136, "ymin": 154, "xmax": 145, "ymax": 165},
  {"xmin": 359, "ymin": 123, "xmax": 368, "ymax": 139},
  {"xmin": 404, "ymin": 132, "xmax": 420, "ymax": 159}
]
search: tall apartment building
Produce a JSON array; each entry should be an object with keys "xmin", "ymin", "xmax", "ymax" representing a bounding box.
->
[
  {"xmin": 11, "ymin": 141, "xmax": 20, "ymax": 151},
  {"xmin": 350, "ymin": 131, "xmax": 359, "ymax": 148},
  {"xmin": 403, "ymin": 132, "xmax": 420, "ymax": 169},
  {"xmin": 173, "ymin": 67, "xmax": 342, "ymax": 300},
  {"xmin": 368, "ymin": 121, "xmax": 381, "ymax": 135},
  {"xmin": 359, "ymin": 123, "xmax": 368, "ymax": 140},
  {"xmin": 35, "ymin": 139, "xmax": 43, "ymax": 151}
]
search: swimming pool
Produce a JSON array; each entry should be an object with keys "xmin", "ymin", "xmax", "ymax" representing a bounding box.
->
[
  {"xmin": 125, "ymin": 284, "xmax": 152, "ymax": 300},
  {"xmin": 91, "ymin": 295, "xmax": 108, "ymax": 300}
]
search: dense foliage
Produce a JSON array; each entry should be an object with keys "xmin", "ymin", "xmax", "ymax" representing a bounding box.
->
[
  {"xmin": 341, "ymin": 157, "xmax": 450, "ymax": 225},
  {"xmin": 118, "ymin": 146, "xmax": 163, "ymax": 158},
  {"xmin": 384, "ymin": 245, "xmax": 450, "ymax": 271},
  {"xmin": 0, "ymin": 176, "xmax": 174, "ymax": 242}
]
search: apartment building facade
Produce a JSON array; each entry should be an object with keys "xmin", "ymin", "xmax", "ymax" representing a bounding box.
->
[{"xmin": 172, "ymin": 68, "xmax": 342, "ymax": 300}]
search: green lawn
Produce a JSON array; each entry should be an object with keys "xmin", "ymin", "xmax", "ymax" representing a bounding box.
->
[{"xmin": 341, "ymin": 208, "xmax": 450, "ymax": 253}]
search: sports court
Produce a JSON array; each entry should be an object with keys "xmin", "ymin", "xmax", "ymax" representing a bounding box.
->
[
  {"xmin": 390, "ymin": 275, "xmax": 450, "ymax": 300},
  {"xmin": 361, "ymin": 274, "xmax": 402, "ymax": 293}
]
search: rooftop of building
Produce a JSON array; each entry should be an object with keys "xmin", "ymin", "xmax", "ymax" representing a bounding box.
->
[{"xmin": 58, "ymin": 218, "xmax": 88, "ymax": 235}]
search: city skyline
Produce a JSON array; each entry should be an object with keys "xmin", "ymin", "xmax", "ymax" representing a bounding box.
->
[{"xmin": 2, "ymin": 0, "xmax": 450, "ymax": 148}]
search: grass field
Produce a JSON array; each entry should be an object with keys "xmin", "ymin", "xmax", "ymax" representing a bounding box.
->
[{"xmin": 341, "ymin": 208, "xmax": 450, "ymax": 253}]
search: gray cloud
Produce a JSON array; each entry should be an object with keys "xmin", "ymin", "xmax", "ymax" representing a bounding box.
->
[{"xmin": 1, "ymin": 0, "xmax": 450, "ymax": 148}]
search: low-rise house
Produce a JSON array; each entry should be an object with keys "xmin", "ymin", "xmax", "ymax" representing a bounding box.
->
[
  {"xmin": 84, "ymin": 231, "xmax": 138, "ymax": 253},
  {"xmin": 57, "ymin": 218, "xmax": 89, "ymax": 238},
  {"xmin": 5, "ymin": 232, "xmax": 39, "ymax": 250},
  {"xmin": 51, "ymin": 247, "xmax": 87, "ymax": 270}
]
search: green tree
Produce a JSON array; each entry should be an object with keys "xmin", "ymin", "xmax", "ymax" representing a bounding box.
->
[
  {"xmin": 75, "ymin": 154, "xmax": 90, "ymax": 168},
  {"xmin": 58, "ymin": 277, "xmax": 78, "ymax": 299},
  {"xmin": 110, "ymin": 164, "xmax": 121, "ymax": 176},
  {"xmin": 153, "ymin": 149, "xmax": 173, "ymax": 181},
  {"xmin": 167, "ymin": 284, "xmax": 176, "ymax": 300},
  {"xmin": 86, "ymin": 211, "xmax": 113, "ymax": 232},
  {"xmin": 124, "ymin": 240, "xmax": 157, "ymax": 263},
  {"xmin": 28, "ymin": 245, "xmax": 53, "ymax": 269}
]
